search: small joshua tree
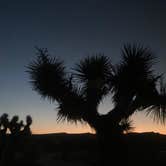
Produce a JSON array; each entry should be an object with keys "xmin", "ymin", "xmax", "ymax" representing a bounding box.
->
[
  {"xmin": 0, "ymin": 114, "xmax": 33, "ymax": 165},
  {"xmin": 0, "ymin": 113, "xmax": 9, "ymax": 135},
  {"xmin": 9, "ymin": 115, "xmax": 20, "ymax": 135},
  {"xmin": 22, "ymin": 115, "xmax": 33, "ymax": 135},
  {"xmin": 0, "ymin": 113, "xmax": 9, "ymax": 159}
]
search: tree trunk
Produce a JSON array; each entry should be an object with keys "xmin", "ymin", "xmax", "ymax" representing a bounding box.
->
[
  {"xmin": 95, "ymin": 120, "xmax": 129, "ymax": 166},
  {"xmin": 84, "ymin": 108, "xmax": 129, "ymax": 166}
]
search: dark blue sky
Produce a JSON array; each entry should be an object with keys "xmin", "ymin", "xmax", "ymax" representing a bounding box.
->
[{"xmin": 0, "ymin": 0, "xmax": 166, "ymax": 133}]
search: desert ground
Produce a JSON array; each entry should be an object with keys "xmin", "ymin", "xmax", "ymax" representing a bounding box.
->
[{"xmin": 0, "ymin": 132, "xmax": 166, "ymax": 166}]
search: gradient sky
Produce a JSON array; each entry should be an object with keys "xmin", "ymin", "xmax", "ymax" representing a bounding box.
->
[{"xmin": 0, "ymin": 0, "xmax": 166, "ymax": 134}]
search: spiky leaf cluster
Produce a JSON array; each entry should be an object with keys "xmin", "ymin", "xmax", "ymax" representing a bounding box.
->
[
  {"xmin": 27, "ymin": 45, "xmax": 166, "ymax": 126},
  {"xmin": 74, "ymin": 55, "xmax": 114, "ymax": 108}
]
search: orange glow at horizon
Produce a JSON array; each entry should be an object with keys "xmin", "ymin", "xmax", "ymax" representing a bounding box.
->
[
  {"xmin": 31, "ymin": 112, "xmax": 166, "ymax": 135},
  {"xmin": 32, "ymin": 126, "xmax": 166, "ymax": 135},
  {"xmin": 32, "ymin": 121, "xmax": 95, "ymax": 134},
  {"xmin": 32, "ymin": 126, "xmax": 94, "ymax": 134},
  {"xmin": 131, "ymin": 112, "xmax": 166, "ymax": 135},
  {"xmin": 32, "ymin": 128, "xmax": 94, "ymax": 134}
]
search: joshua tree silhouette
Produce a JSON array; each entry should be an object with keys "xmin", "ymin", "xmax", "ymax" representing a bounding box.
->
[
  {"xmin": 22, "ymin": 115, "xmax": 33, "ymax": 135},
  {"xmin": 9, "ymin": 115, "xmax": 20, "ymax": 135},
  {"xmin": 0, "ymin": 114, "xmax": 33, "ymax": 166},
  {"xmin": 0, "ymin": 113, "xmax": 9, "ymax": 161},
  {"xmin": 27, "ymin": 44, "xmax": 166, "ymax": 165},
  {"xmin": 0, "ymin": 113, "xmax": 9, "ymax": 135}
]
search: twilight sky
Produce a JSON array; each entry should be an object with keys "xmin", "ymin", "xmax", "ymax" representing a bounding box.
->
[{"xmin": 0, "ymin": 0, "xmax": 166, "ymax": 134}]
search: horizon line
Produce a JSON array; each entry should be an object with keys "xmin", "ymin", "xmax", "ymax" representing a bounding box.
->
[{"xmin": 32, "ymin": 131, "xmax": 166, "ymax": 136}]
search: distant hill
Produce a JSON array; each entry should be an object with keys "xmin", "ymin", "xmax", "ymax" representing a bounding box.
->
[
  {"xmin": 31, "ymin": 132, "xmax": 166, "ymax": 149},
  {"xmin": 32, "ymin": 131, "xmax": 166, "ymax": 144},
  {"xmin": 30, "ymin": 132, "xmax": 166, "ymax": 166},
  {"xmin": 33, "ymin": 131, "xmax": 166, "ymax": 137},
  {"xmin": 31, "ymin": 132, "xmax": 97, "ymax": 153}
]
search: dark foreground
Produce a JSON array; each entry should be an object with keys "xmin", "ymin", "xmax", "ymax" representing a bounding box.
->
[{"xmin": 0, "ymin": 132, "xmax": 166, "ymax": 166}]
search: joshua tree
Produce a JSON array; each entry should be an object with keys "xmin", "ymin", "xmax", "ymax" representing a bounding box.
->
[
  {"xmin": 0, "ymin": 113, "xmax": 9, "ymax": 135},
  {"xmin": 27, "ymin": 44, "xmax": 166, "ymax": 165},
  {"xmin": 22, "ymin": 115, "xmax": 32, "ymax": 135},
  {"xmin": 9, "ymin": 115, "xmax": 20, "ymax": 136},
  {"xmin": 0, "ymin": 114, "xmax": 33, "ymax": 165},
  {"xmin": 0, "ymin": 113, "xmax": 9, "ymax": 159}
]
